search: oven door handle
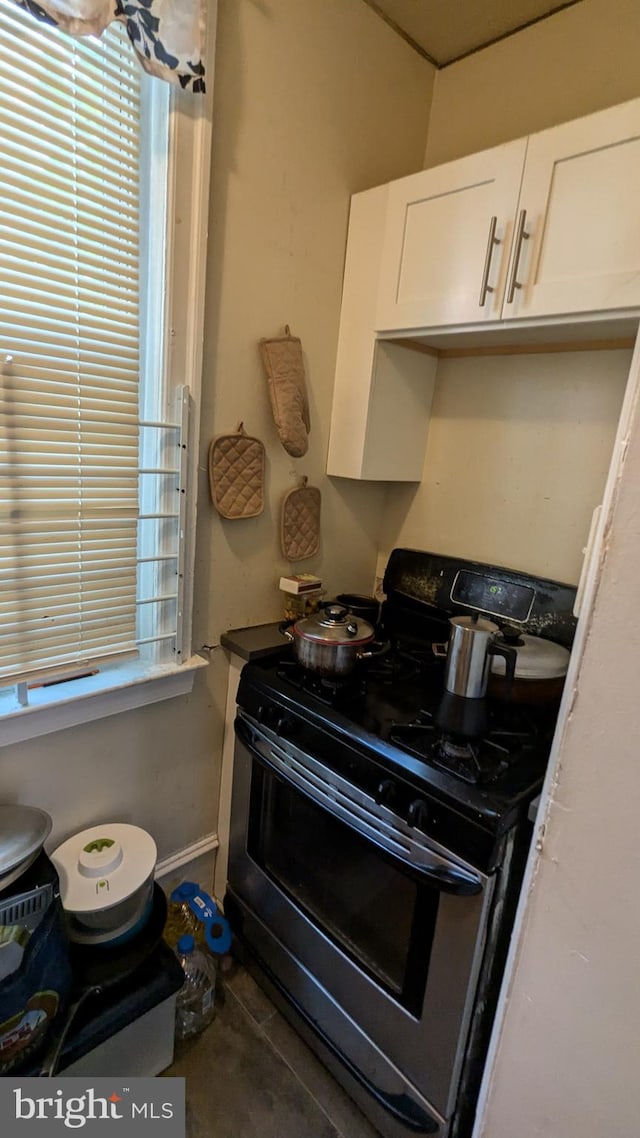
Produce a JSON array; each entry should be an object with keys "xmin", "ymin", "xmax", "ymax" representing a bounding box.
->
[{"xmin": 235, "ymin": 717, "xmax": 483, "ymax": 897}]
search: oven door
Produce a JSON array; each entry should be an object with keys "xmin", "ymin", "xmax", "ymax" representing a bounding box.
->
[{"xmin": 228, "ymin": 712, "xmax": 494, "ymax": 1131}]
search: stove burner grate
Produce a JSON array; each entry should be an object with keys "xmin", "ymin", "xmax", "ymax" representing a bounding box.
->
[
  {"xmin": 276, "ymin": 659, "xmax": 366, "ymax": 706},
  {"xmin": 366, "ymin": 639, "xmax": 441, "ymax": 686},
  {"xmin": 435, "ymin": 733, "xmax": 508, "ymax": 784},
  {"xmin": 387, "ymin": 711, "xmax": 533, "ymax": 785}
]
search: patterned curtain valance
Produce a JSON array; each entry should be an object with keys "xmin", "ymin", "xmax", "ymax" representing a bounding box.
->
[{"xmin": 15, "ymin": 0, "xmax": 207, "ymax": 91}]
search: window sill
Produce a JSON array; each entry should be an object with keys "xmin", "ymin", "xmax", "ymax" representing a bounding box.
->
[{"xmin": 0, "ymin": 655, "xmax": 209, "ymax": 748}]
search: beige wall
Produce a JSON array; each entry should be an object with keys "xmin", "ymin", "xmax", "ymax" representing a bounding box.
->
[
  {"xmin": 379, "ymin": 349, "xmax": 629, "ymax": 585},
  {"xmin": 425, "ymin": 0, "xmax": 640, "ymax": 168},
  {"xmin": 0, "ymin": 685, "xmax": 220, "ymax": 860},
  {"xmin": 197, "ymin": 0, "xmax": 434, "ymax": 653},
  {"xmin": 1, "ymin": 4, "xmax": 434, "ymax": 870}
]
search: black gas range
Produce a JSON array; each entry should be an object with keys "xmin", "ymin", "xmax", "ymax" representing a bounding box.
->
[
  {"xmin": 236, "ymin": 548, "xmax": 576, "ymax": 870},
  {"xmin": 227, "ymin": 549, "xmax": 576, "ymax": 1138}
]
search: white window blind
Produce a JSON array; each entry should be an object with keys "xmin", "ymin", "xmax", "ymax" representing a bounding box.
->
[{"xmin": 0, "ymin": 3, "xmax": 142, "ymax": 685}]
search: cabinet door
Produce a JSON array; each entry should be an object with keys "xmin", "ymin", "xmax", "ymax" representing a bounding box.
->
[
  {"xmin": 503, "ymin": 98, "xmax": 640, "ymax": 320},
  {"xmin": 376, "ymin": 139, "xmax": 527, "ymax": 331}
]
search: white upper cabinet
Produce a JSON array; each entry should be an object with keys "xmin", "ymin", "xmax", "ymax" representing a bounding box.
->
[
  {"xmin": 326, "ymin": 98, "xmax": 640, "ymax": 482},
  {"xmin": 502, "ymin": 100, "xmax": 640, "ymax": 321},
  {"xmin": 374, "ymin": 97, "xmax": 640, "ymax": 333},
  {"xmin": 376, "ymin": 139, "xmax": 527, "ymax": 331}
]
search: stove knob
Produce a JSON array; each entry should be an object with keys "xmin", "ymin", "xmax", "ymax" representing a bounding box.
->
[
  {"xmin": 256, "ymin": 705, "xmax": 268, "ymax": 724},
  {"xmin": 408, "ymin": 799, "xmax": 429, "ymax": 830},
  {"xmin": 375, "ymin": 779, "xmax": 397, "ymax": 807},
  {"xmin": 276, "ymin": 715, "xmax": 294, "ymax": 738}
]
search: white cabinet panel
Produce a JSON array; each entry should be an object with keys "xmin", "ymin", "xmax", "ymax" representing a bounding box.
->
[
  {"xmin": 327, "ymin": 187, "xmax": 436, "ymax": 481},
  {"xmin": 503, "ymin": 99, "xmax": 640, "ymax": 320},
  {"xmin": 376, "ymin": 139, "xmax": 527, "ymax": 331}
]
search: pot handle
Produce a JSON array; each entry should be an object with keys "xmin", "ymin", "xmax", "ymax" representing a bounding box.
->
[
  {"xmin": 357, "ymin": 640, "xmax": 390, "ymax": 662},
  {"xmin": 278, "ymin": 620, "xmax": 295, "ymax": 643},
  {"xmin": 488, "ymin": 640, "xmax": 517, "ymax": 700}
]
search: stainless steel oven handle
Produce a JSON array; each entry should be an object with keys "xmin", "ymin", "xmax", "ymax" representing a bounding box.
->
[{"xmin": 235, "ymin": 717, "xmax": 483, "ymax": 897}]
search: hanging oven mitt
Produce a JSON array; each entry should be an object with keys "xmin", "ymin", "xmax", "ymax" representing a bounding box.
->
[
  {"xmin": 208, "ymin": 423, "xmax": 265, "ymax": 519},
  {"xmin": 281, "ymin": 477, "xmax": 321, "ymax": 561},
  {"xmin": 259, "ymin": 325, "xmax": 311, "ymax": 458}
]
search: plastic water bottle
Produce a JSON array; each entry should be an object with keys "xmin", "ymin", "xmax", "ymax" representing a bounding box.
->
[
  {"xmin": 175, "ymin": 934, "xmax": 217, "ymax": 1040},
  {"xmin": 165, "ymin": 882, "xmax": 232, "ymax": 956},
  {"xmin": 165, "ymin": 885, "xmax": 204, "ymax": 947}
]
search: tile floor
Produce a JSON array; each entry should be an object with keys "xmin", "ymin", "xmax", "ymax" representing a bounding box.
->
[{"xmin": 166, "ymin": 964, "xmax": 380, "ymax": 1138}]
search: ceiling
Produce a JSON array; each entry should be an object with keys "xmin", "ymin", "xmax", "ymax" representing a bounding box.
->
[{"xmin": 364, "ymin": 0, "xmax": 584, "ymax": 67}]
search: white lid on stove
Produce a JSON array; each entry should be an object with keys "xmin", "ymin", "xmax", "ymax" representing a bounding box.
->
[
  {"xmin": 491, "ymin": 634, "xmax": 570, "ymax": 680},
  {"xmin": 51, "ymin": 823, "xmax": 156, "ymax": 914}
]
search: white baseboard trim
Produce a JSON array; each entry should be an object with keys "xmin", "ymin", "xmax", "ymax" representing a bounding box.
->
[{"xmin": 155, "ymin": 832, "xmax": 219, "ymax": 881}]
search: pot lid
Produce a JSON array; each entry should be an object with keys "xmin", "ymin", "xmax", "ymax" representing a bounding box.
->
[
  {"xmin": 0, "ymin": 805, "xmax": 52, "ymax": 879},
  {"xmin": 293, "ymin": 604, "xmax": 374, "ymax": 645},
  {"xmin": 491, "ymin": 634, "xmax": 570, "ymax": 680},
  {"xmin": 51, "ymin": 823, "xmax": 156, "ymax": 915}
]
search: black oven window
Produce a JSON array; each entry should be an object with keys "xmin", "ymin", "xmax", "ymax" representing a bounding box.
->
[{"xmin": 248, "ymin": 765, "xmax": 436, "ymax": 1014}]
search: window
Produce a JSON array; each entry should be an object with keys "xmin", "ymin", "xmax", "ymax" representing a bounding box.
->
[{"xmin": 0, "ymin": 2, "xmax": 212, "ymax": 745}]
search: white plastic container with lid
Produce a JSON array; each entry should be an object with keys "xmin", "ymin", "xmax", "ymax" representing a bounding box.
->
[
  {"xmin": 51, "ymin": 823, "xmax": 157, "ymax": 946},
  {"xmin": 174, "ymin": 934, "xmax": 217, "ymax": 1040}
]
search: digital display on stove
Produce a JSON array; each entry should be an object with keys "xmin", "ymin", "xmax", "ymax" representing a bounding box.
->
[{"xmin": 451, "ymin": 570, "xmax": 534, "ymax": 622}]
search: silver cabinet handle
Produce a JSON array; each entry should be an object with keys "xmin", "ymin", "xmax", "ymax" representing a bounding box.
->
[
  {"xmin": 506, "ymin": 208, "xmax": 529, "ymax": 305},
  {"xmin": 478, "ymin": 215, "xmax": 499, "ymax": 307}
]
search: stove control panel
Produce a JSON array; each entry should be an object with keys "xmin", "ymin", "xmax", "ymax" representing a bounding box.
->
[
  {"xmin": 256, "ymin": 704, "xmax": 297, "ymax": 739},
  {"xmin": 450, "ymin": 569, "xmax": 534, "ymax": 624},
  {"xmin": 375, "ymin": 779, "xmax": 397, "ymax": 808}
]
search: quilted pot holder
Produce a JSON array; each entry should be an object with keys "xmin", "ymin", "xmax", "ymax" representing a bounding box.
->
[
  {"xmin": 209, "ymin": 424, "xmax": 265, "ymax": 519},
  {"xmin": 281, "ymin": 478, "xmax": 321, "ymax": 561},
  {"xmin": 259, "ymin": 325, "xmax": 311, "ymax": 458}
]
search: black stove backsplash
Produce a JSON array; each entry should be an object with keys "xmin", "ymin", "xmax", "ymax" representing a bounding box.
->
[{"xmin": 382, "ymin": 548, "xmax": 577, "ymax": 647}]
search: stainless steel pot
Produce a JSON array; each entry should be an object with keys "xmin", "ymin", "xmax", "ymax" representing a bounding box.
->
[{"xmin": 281, "ymin": 603, "xmax": 377, "ymax": 677}]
